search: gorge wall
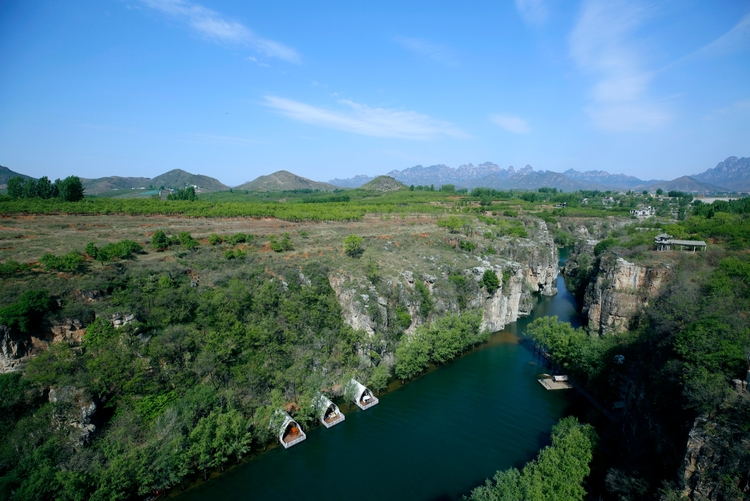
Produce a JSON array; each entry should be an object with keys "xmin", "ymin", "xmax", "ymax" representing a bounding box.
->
[{"xmin": 329, "ymin": 221, "xmax": 559, "ymax": 340}]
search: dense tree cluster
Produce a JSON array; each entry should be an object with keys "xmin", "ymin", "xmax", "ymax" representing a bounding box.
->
[
  {"xmin": 0, "ymin": 258, "xmax": 376, "ymax": 499},
  {"xmin": 394, "ymin": 312, "xmax": 489, "ymax": 382},
  {"xmin": 7, "ymin": 176, "xmax": 84, "ymax": 202},
  {"xmin": 468, "ymin": 416, "xmax": 598, "ymax": 501}
]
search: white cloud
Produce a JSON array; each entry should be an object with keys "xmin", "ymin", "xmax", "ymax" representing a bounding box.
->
[
  {"xmin": 490, "ymin": 114, "xmax": 530, "ymax": 134},
  {"xmin": 514, "ymin": 0, "xmax": 548, "ymax": 26},
  {"xmin": 141, "ymin": 0, "xmax": 300, "ymax": 63},
  {"xmin": 569, "ymin": 0, "xmax": 669, "ymax": 131},
  {"xmin": 394, "ymin": 36, "xmax": 458, "ymax": 66},
  {"xmin": 263, "ymin": 96, "xmax": 468, "ymax": 140}
]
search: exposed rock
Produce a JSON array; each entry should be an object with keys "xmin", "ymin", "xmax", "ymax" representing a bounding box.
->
[
  {"xmin": 49, "ymin": 386, "xmax": 97, "ymax": 447},
  {"xmin": 0, "ymin": 325, "xmax": 32, "ymax": 373},
  {"xmin": 110, "ymin": 313, "xmax": 135, "ymax": 329},
  {"xmin": 330, "ymin": 230, "xmax": 559, "ymax": 336},
  {"xmin": 50, "ymin": 318, "xmax": 86, "ymax": 344},
  {"xmin": 583, "ymin": 254, "xmax": 670, "ymax": 335},
  {"xmin": 679, "ymin": 414, "xmax": 750, "ymax": 500},
  {"xmin": 78, "ymin": 289, "xmax": 104, "ymax": 302}
]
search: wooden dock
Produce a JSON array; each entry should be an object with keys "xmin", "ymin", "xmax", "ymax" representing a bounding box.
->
[{"xmin": 538, "ymin": 378, "xmax": 573, "ymax": 390}]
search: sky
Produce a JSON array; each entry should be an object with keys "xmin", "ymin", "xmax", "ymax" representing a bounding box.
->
[{"xmin": 0, "ymin": 0, "xmax": 748, "ymax": 186}]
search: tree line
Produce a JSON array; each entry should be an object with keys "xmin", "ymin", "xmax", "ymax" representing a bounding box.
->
[{"xmin": 6, "ymin": 176, "xmax": 85, "ymax": 202}]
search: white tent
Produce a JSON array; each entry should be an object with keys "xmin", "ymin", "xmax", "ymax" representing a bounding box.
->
[
  {"xmin": 347, "ymin": 379, "xmax": 379, "ymax": 410},
  {"xmin": 313, "ymin": 394, "xmax": 345, "ymax": 428},
  {"xmin": 273, "ymin": 411, "xmax": 307, "ymax": 449}
]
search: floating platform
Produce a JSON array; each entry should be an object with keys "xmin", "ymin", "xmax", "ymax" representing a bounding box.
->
[
  {"xmin": 275, "ymin": 411, "xmax": 307, "ymax": 449},
  {"xmin": 314, "ymin": 394, "xmax": 345, "ymax": 428},
  {"xmin": 538, "ymin": 378, "xmax": 573, "ymax": 391},
  {"xmin": 347, "ymin": 379, "xmax": 379, "ymax": 410}
]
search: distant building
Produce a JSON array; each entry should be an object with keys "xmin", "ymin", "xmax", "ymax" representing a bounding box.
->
[
  {"xmin": 630, "ymin": 206, "xmax": 654, "ymax": 217},
  {"xmin": 655, "ymin": 233, "xmax": 706, "ymax": 252}
]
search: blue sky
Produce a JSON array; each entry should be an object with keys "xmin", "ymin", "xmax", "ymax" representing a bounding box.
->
[{"xmin": 0, "ymin": 0, "xmax": 748, "ymax": 186}]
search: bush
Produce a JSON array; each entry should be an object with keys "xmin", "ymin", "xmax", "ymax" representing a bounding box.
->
[
  {"xmin": 178, "ymin": 232, "xmax": 199, "ymax": 250},
  {"xmin": 437, "ymin": 216, "xmax": 463, "ymax": 233},
  {"xmin": 482, "ymin": 269, "xmax": 500, "ymax": 293},
  {"xmin": 208, "ymin": 234, "xmax": 223, "ymax": 245},
  {"xmin": 459, "ymin": 240, "xmax": 477, "ymax": 252},
  {"xmin": 38, "ymin": 251, "xmax": 84, "ymax": 272},
  {"xmin": 151, "ymin": 230, "xmax": 170, "ymax": 251},
  {"xmin": 343, "ymin": 234, "xmax": 364, "ymax": 257},
  {"xmin": 594, "ymin": 238, "xmax": 618, "ymax": 256},
  {"xmin": 0, "ymin": 290, "xmax": 52, "ymax": 333},
  {"xmin": 0, "ymin": 260, "xmax": 30, "ymax": 276}
]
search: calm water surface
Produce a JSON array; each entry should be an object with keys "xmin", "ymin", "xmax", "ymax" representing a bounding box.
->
[{"xmin": 178, "ymin": 250, "xmax": 581, "ymax": 501}]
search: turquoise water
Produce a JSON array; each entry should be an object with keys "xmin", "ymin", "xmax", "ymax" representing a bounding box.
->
[{"xmin": 177, "ymin": 254, "xmax": 581, "ymax": 500}]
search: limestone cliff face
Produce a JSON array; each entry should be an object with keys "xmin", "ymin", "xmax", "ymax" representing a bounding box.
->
[
  {"xmin": 329, "ymin": 231, "xmax": 558, "ymax": 337},
  {"xmin": 679, "ymin": 415, "xmax": 750, "ymax": 500},
  {"xmin": 0, "ymin": 319, "xmax": 88, "ymax": 374},
  {"xmin": 583, "ymin": 253, "xmax": 669, "ymax": 335}
]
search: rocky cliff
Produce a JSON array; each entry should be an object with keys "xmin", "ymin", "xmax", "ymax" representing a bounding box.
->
[
  {"xmin": 678, "ymin": 402, "xmax": 750, "ymax": 500},
  {"xmin": 583, "ymin": 253, "xmax": 670, "ymax": 335},
  {"xmin": 0, "ymin": 318, "xmax": 87, "ymax": 373},
  {"xmin": 329, "ymin": 222, "xmax": 558, "ymax": 338}
]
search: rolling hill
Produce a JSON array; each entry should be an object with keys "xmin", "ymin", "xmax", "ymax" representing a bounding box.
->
[
  {"xmin": 0, "ymin": 165, "xmax": 34, "ymax": 187},
  {"xmin": 82, "ymin": 169, "xmax": 228, "ymax": 194},
  {"xmin": 235, "ymin": 170, "xmax": 338, "ymax": 192},
  {"xmin": 151, "ymin": 169, "xmax": 229, "ymax": 192},
  {"xmin": 359, "ymin": 176, "xmax": 405, "ymax": 192}
]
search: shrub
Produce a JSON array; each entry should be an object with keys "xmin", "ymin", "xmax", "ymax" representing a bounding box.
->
[
  {"xmin": 0, "ymin": 290, "xmax": 52, "ymax": 333},
  {"xmin": 151, "ymin": 230, "xmax": 170, "ymax": 251},
  {"xmin": 208, "ymin": 234, "xmax": 223, "ymax": 245},
  {"xmin": 343, "ymin": 234, "xmax": 364, "ymax": 257},
  {"xmin": 39, "ymin": 251, "xmax": 84, "ymax": 272},
  {"xmin": 0, "ymin": 260, "xmax": 30, "ymax": 276},
  {"xmin": 482, "ymin": 269, "xmax": 500, "ymax": 293}
]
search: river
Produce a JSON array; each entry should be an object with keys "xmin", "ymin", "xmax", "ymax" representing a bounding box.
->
[{"xmin": 177, "ymin": 249, "xmax": 582, "ymax": 500}]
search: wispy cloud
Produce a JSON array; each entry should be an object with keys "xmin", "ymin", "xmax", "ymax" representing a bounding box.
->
[
  {"xmin": 514, "ymin": 0, "xmax": 548, "ymax": 26},
  {"xmin": 569, "ymin": 0, "xmax": 669, "ymax": 131},
  {"xmin": 263, "ymin": 96, "xmax": 468, "ymax": 140},
  {"xmin": 704, "ymin": 99, "xmax": 750, "ymax": 120},
  {"xmin": 141, "ymin": 0, "xmax": 300, "ymax": 63},
  {"xmin": 394, "ymin": 36, "xmax": 458, "ymax": 66},
  {"xmin": 490, "ymin": 114, "xmax": 531, "ymax": 134},
  {"xmin": 693, "ymin": 12, "xmax": 750, "ymax": 59},
  {"xmin": 666, "ymin": 12, "xmax": 750, "ymax": 70}
]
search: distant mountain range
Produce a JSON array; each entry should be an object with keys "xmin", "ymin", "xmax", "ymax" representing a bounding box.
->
[
  {"xmin": 691, "ymin": 156, "xmax": 750, "ymax": 192},
  {"xmin": 2, "ymin": 156, "xmax": 748, "ymax": 194},
  {"xmin": 327, "ymin": 162, "xmax": 667, "ymax": 191},
  {"xmin": 327, "ymin": 157, "xmax": 748, "ymax": 193}
]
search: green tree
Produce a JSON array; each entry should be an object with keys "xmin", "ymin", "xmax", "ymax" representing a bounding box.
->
[
  {"xmin": 343, "ymin": 234, "xmax": 364, "ymax": 257},
  {"xmin": 22, "ymin": 179, "xmax": 38, "ymax": 199},
  {"xmin": 369, "ymin": 364, "xmax": 390, "ymax": 395},
  {"xmin": 437, "ymin": 216, "xmax": 463, "ymax": 233},
  {"xmin": 7, "ymin": 176, "xmax": 25, "ymax": 198},
  {"xmin": 482, "ymin": 269, "xmax": 500, "ymax": 293},
  {"xmin": 58, "ymin": 176, "xmax": 85, "ymax": 202},
  {"xmin": 0, "ymin": 290, "xmax": 52, "ymax": 334},
  {"xmin": 151, "ymin": 230, "xmax": 169, "ymax": 251}
]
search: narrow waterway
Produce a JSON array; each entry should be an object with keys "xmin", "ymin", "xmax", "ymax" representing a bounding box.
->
[{"xmin": 178, "ymin": 249, "xmax": 582, "ymax": 501}]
